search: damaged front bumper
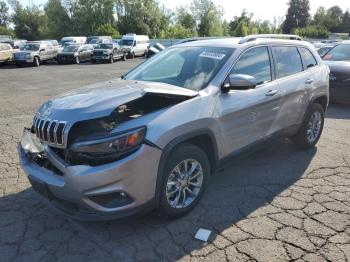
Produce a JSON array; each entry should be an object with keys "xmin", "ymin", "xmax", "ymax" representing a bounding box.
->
[{"xmin": 18, "ymin": 129, "xmax": 162, "ymax": 221}]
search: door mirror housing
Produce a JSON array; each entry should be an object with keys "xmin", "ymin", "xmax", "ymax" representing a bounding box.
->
[
  {"xmin": 222, "ymin": 74, "xmax": 257, "ymax": 92},
  {"xmin": 40, "ymin": 48, "xmax": 45, "ymax": 52}
]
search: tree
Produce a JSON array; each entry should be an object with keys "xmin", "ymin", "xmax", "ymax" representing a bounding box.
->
[
  {"xmin": 72, "ymin": 0, "xmax": 115, "ymax": 36},
  {"xmin": 11, "ymin": 1, "xmax": 49, "ymax": 40},
  {"xmin": 342, "ymin": 11, "xmax": 350, "ymax": 34},
  {"xmin": 327, "ymin": 6, "xmax": 343, "ymax": 32},
  {"xmin": 176, "ymin": 7, "xmax": 196, "ymax": 32},
  {"xmin": 96, "ymin": 23, "xmax": 119, "ymax": 38},
  {"xmin": 191, "ymin": 0, "xmax": 223, "ymax": 36},
  {"xmin": 45, "ymin": 0, "xmax": 72, "ymax": 39},
  {"xmin": 116, "ymin": 0, "xmax": 170, "ymax": 38},
  {"xmin": 0, "ymin": 1, "xmax": 10, "ymax": 26},
  {"xmin": 282, "ymin": 0, "xmax": 310, "ymax": 33}
]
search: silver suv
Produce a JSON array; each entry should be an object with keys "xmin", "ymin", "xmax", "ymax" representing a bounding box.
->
[
  {"xmin": 14, "ymin": 41, "xmax": 58, "ymax": 67},
  {"xmin": 18, "ymin": 35, "xmax": 329, "ymax": 220}
]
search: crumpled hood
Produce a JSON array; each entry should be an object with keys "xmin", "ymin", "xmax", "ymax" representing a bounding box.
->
[{"xmin": 39, "ymin": 79, "xmax": 198, "ymax": 123}]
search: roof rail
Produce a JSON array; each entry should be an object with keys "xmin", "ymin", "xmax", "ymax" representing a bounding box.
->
[{"xmin": 239, "ymin": 34, "xmax": 303, "ymax": 44}]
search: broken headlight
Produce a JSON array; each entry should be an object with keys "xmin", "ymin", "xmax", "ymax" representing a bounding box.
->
[{"xmin": 68, "ymin": 127, "xmax": 146, "ymax": 166}]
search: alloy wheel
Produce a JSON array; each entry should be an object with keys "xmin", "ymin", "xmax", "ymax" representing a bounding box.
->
[
  {"xmin": 306, "ymin": 111, "xmax": 322, "ymax": 143},
  {"xmin": 166, "ymin": 159, "xmax": 203, "ymax": 209}
]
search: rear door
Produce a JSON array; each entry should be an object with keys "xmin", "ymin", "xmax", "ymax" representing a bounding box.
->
[
  {"xmin": 271, "ymin": 46, "xmax": 312, "ymax": 129},
  {"xmin": 218, "ymin": 46, "xmax": 282, "ymax": 155}
]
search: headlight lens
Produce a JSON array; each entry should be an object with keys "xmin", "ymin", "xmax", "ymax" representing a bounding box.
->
[{"xmin": 68, "ymin": 127, "xmax": 146, "ymax": 166}]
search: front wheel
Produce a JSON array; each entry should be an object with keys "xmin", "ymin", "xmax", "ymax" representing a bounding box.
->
[
  {"xmin": 293, "ymin": 103, "xmax": 324, "ymax": 149},
  {"xmin": 159, "ymin": 144, "xmax": 210, "ymax": 218},
  {"xmin": 122, "ymin": 52, "xmax": 127, "ymax": 61},
  {"xmin": 109, "ymin": 55, "xmax": 114, "ymax": 63},
  {"xmin": 33, "ymin": 57, "xmax": 40, "ymax": 67},
  {"xmin": 75, "ymin": 56, "xmax": 80, "ymax": 64}
]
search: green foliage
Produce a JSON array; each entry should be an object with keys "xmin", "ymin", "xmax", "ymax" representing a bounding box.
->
[
  {"xmin": 282, "ymin": 0, "xmax": 310, "ymax": 33},
  {"xmin": 45, "ymin": 0, "xmax": 72, "ymax": 39},
  {"xmin": 116, "ymin": 0, "xmax": 170, "ymax": 38},
  {"xmin": 0, "ymin": 25, "xmax": 15, "ymax": 38},
  {"xmin": 11, "ymin": 1, "xmax": 49, "ymax": 40},
  {"xmin": 0, "ymin": 1, "xmax": 10, "ymax": 26},
  {"xmin": 191, "ymin": 0, "xmax": 223, "ymax": 36},
  {"xmin": 342, "ymin": 11, "xmax": 350, "ymax": 34},
  {"xmin": 292, "ymin": 25, "xmax": 330, "ymax": 38},
  {"xmin": 96, "ymin": 24, "xmax": 120, "ymax": 38},
  {"xmin": 160, "ymin": 25, "xmax": 194, "ymax": 39}
]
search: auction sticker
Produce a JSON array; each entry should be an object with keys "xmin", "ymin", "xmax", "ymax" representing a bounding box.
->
[{"xmin": 199, "ymin": 51, "xmax": 226, "ymax": 60}]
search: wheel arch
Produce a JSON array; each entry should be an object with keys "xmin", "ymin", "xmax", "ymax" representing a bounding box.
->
[{"xmin": 154, "ymin": 129, "xmax": 219, "ymax": 205}]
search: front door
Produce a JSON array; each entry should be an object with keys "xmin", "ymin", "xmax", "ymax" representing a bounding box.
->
[{"xmin": 217, "ymin": 46, "xmax": 281, "ymax": 156}]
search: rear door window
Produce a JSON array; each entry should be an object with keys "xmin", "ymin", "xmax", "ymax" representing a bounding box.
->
[
  {"xmin": 272, "ymin": 46, "xmax": 303, "ymax": 78},
  {"xmin": 299, "ymin": 47, "xmax": 317, "ymax": 69}
]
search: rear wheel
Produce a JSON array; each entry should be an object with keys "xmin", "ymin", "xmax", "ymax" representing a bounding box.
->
[
  {"xmin": 33, "ymin": 57, "xmax": 40, "ymax": 67},
  {"xmin": 293, "ymin": 103, "xmax": 324, "ymax": 149},
  {"xmin": 159, "ymin": 144, "xmax": 210, "ymax": 218}
]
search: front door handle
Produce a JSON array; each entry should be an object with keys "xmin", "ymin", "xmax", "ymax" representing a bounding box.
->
[
  {"xmin": 305, "ymin": 78, "xmax": 314, "ymax": 84},
  {"xmin": 265, "ymin": 90, "xmax": 278, "ymax": 97}
]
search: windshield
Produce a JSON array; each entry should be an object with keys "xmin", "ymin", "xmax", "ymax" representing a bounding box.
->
[
  {"xmin": 97, "ymin": 44, "xmax": 113, "ymax": 49},
  {"xmin": 323, "ymin": 44, "xmax": 350, "ymax": 61},
  {"xmin": 125, "ymin": 46, "xmax": 234, "ymax": 91},
  {"xmin": 120, "ymin": 39, "xmax": 133, "ymax": 46},
  {"xmin": 63, "ymin": 45, "xmax": 79, "ymax": 52},
  {"xmin": 20, "ymin": 44, "xmax": 40, "ymax": 51},
  {"xmin": 89, "ymin": 39, "xmax": 98, "ymax": 44}
]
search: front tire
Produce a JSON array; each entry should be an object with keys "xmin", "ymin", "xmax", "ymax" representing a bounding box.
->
[
  {"xmin": 75, "ymin": 56, "xmax": 80, "ymax": 64},
  {"xmin": 293, "ymin": 103, "xmax": 324, "ymax": 149},
  {"xmin": 122, "ymin": 52, "xmax": 127, "ymax": 61},
  {"xmin": 159, "ymin": 144, "xmax": 210, "ymax": 218},
  {"xmin": 109, "ymin": 55, "xmax": 114, "ymax": 63},
  {"xmin": 33, "ymin": 57, "xmax": 40, "ymax": 67}
]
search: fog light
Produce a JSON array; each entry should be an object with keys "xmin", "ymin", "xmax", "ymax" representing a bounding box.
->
[{"xmin": 89, "ymin": 192, "xmax": 132, "ymax": 208}]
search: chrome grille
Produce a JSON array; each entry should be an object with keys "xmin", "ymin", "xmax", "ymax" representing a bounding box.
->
[{"xmin": 33, "ymin": 116, "xmax": 67, "ymax": 146}]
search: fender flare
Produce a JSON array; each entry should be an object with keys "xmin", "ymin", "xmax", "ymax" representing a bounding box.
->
[{"xmin": 154, "ymin": 128, "xmax": 219, "ymax": 206}]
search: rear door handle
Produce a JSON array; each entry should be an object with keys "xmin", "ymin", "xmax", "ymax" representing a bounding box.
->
[
  {"xmin": 305, "ymin": 78, "xmax": 314, "ymax": 84},
  {"xmin": 265, "ymin": 90, "xmax": 278, "ymax": 97}
]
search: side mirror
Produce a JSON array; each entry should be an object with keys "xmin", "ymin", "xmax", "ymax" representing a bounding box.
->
[
  {"xmin": 222, "ymin": 74, "xmax": 257, "ymax": 92},
  {"xmin": 133, "ymin": 42, "xmax": 136, "ymax": 47},
  {"xmin": 40, "ymin": 48, "xmax": 45, "ymax": 52}
]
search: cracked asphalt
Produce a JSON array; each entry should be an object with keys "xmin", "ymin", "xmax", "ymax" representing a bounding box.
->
[{"xmin": 0, "ymin": 59, "xmax": 350, "ymax": 262}]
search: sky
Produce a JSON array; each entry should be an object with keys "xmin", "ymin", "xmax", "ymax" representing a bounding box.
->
[{"xmin": 20, "ymin": 0, "xmax": 350, "ymax": 22}]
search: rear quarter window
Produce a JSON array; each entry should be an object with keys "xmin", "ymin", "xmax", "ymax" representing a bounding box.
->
[
  {"xmin": 272, "ymin": 46, "xmax": 303, "ymax": 78},
  {"xmin": 299, "ymin": 47, "xmax": 317, "ymax": 69}
]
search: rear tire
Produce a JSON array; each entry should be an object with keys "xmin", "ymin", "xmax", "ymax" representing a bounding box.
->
[
  {"xmin": 293, "ymin": 103, "xmax": 324, "ymax": 149},
  {"xmin": 159, "ymin": 143, "xmax": 210, "ymax": 218}
]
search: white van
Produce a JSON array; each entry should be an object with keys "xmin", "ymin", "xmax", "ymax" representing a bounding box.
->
[
  {"xmin": 119, "ymin": 34, "xmax": 150, "ymax": 58},
  {"xmin": 60, "ymin": 37, "xmax": 87, "ymax": 46}
]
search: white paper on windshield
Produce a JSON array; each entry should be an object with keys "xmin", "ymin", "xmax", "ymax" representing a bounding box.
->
[{"xmin": 199, "ymin": 51, "xmax": 226, "ymax": 60}]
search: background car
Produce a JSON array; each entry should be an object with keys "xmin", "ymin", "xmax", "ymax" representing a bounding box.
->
[
  {"xmin": 323, "ymin": 41, "xmax": 350, "ymax": 105},
  {"xmin": 119, "ymin": 34, "xmax": 150, "ymax": 58},
  {"xmin": 13, "ymin": 41, "xmax": 58, "ymax": 67},
  {"xmin": 0, "ymin": 43, "xmax": 13, "ymax": 66},
  {"xmin": 57, "ymin": 44, "xmax": 93, "ymax": 64},
  {"xmin": 91, "ymin": 43, "xmax": 127, "ymax": 63}
]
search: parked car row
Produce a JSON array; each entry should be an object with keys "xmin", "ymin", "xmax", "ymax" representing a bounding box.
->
[{"xmin": 0, "ymin": 34, "xmax": 150, "ymax": 68}]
